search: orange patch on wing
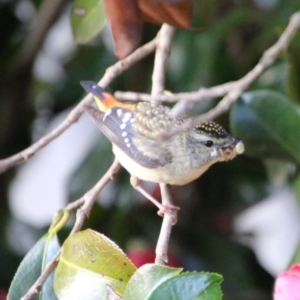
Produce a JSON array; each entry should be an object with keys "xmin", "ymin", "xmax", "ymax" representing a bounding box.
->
[{"xmin": 97, "ymin": 92, "xmax": 136, "ymax": 112}]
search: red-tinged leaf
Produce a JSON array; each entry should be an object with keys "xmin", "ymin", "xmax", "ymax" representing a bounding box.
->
[
  {"xmin": 104, "ymin": 0, "xmax": 143, "ymax": 59},
  {"xmin": 138, "ymin": 0, "xmax": 193, "ymax": 29}
]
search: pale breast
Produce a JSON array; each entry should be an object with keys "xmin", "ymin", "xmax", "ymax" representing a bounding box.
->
[{"xmin": 112, "ymin": 145, "xmax": 218, "ymax": 185}]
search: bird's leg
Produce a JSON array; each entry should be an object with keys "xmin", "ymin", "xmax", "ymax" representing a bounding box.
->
[{"xmin": 130, "ymin": 176, "xmax": 180, "ymax": 224}]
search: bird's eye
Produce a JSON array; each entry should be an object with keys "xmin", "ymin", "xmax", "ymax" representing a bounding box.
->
[{"xmin": 204, "ymin": 140, "xmax": 214, "ymax": 147}]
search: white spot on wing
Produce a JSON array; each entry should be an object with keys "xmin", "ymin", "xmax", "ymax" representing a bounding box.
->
[
  {"xmin": 117, "ymin": 109, "xmax": 123, "ymax": 117},
  {"xmin": 126, "ymin": 143, "xmax": 131, "ymax": 148},
  {"xmin": 130, "ymin": 118, "xmax": 135, "ymax": 123},
  {"xmin": 122, "ymin": 132, "xmax": 127, "ymax": 137},
  {"xmin": 103, "ymin": 109, "xmax": 112, "ymax": 121},
  {"xmin": 122, "ymin": 112, "xmax": 132, "ymax": 123},
  {"xmin": 120, "ymin": 123, "xmax": 126, "ymax": 129},
  {"xmin": 124, "ymin": 138, "xmax": 129, "ymax": 143}
]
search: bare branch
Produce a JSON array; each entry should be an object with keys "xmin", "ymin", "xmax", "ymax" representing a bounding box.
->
[
  {"xmin": 70, "ymin": 158, "xmax": 121, "ymax": 234},
  {"xmin": 115, "ymin": 81, "xmax": 235, "ymax": 103},
  {"xmin": 115, "ymin": 11, "xmax": 300, "ymax": 118},
  {"xmin": 21, "ymin": 251, "xmax": 60, "ymax": 300},
  {"xmin": 151, "ymin": 25, "xmax": 175, "ymax": 97},
  {"xmin": 148, "ymin": 24, "xmax": 177, "ymax": 265},
  {"xmin": 157, "ymin": 10, "xmax": 300, "ymax": 140},
  {"xmin": 155, "ymin": 184, "xmax": 174, "ymax": 264},
  {"xmin": 0, "ymin": 38, "xmax": 157, "ymax": 174}
]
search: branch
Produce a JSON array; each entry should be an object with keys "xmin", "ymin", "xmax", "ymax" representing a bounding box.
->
[
  {"xmin": 70, "ymin": 158, "xmax": 121, "ymax": 234},
  {"xmin": 149, "ymin": 24, "xmax": 176, "ymax": 265},
  {"xmin": 115, "ymin": 11, "xmax": 300, "ymax": 117},
  {"xmin": 157, "ymin": 10, "xmax": 300, "ymax": 140},
  {"xmin": 21, "ymin": 159, "xmax": 121, "ymax": 300},
  {"xmin": 115, "ymin": 81, "xmax": 234, "ymax": 103},
  {"xmin": 155, "ymin": 184, "xmax": 175, "ymax": 264},
  {"xmin": 0, "ymin": 37, "xmax": 157, "ymax": 174},
  {"xmin": 21, "ymin": 251, "xmax": 60, "ymax": 300},
  {"xmin": 151, "ymin": 24, "xmax": 175, "ymax": 97}
]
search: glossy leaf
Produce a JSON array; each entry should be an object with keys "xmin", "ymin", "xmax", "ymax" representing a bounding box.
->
[
  {"xmin": 41, "ymin": 212, "xmax": 66, "ymax": 300},
  {"xmin": 147, "ymin": 272, "xmax": 223, "ymax": 300},
  {"xmin": 54, "ymin": 229, "xmax": 136, "ymax": 300},
  {"xmin": 71, "ymin": 0, "xmax": 106, "ymax": 44},
  {"xmin": 123, "ymin": 264, "xmax": 182, "ymax": 300},
  {"xmin": 7, "ymin": 234, "xmax": 60, "ymax": 300},
  {"xmin": 230, "ymin": 90, "xmax": 300, "ymax": 163},
  {"xmin": 286, "ymin": 47, "xmax": 300, "ymax": 104}
]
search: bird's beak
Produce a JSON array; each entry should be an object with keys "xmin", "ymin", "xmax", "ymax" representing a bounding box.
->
[{"xmin": 220, "ymin": 139, "xmax": 244, "ymax": 161}]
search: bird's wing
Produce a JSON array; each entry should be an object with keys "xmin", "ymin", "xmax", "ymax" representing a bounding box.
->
[{"xmin": 84, "ymin": 105, "xmax": 169, "ymax": 168}]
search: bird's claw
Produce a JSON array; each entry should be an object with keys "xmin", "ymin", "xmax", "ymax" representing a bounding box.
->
[{"xmin": 157, "ymin": 205, "xmax": 180, "ymax": 225}]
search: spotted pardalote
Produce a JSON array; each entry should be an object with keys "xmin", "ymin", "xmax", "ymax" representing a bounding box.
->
[{"xmin": 81, "ymin": 81, "xmax": 244, "ymax": 185}]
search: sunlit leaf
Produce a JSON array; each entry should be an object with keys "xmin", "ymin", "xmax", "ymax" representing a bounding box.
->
[{"xmin": 54, "ymin": 229, "xmax": 136, "ymax": 300}]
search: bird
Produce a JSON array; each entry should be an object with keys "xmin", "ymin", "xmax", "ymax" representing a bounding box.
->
[{"xmin": 81, "ymin": 81, "xmax": 244, "ymax": 218}]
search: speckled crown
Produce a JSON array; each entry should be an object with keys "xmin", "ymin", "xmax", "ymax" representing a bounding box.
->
[{"xmin": 195, "ymin": 121, "xmax": 228, "ymax": 138}]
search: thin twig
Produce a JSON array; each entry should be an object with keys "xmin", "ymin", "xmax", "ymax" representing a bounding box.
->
[
  {"xmin": 115, "ymin": 81, "xmax": 234, "ymax": 103},
  {"xmin": 21, "ymin": 159, "xmax": 121, "ymax": 300},
  {"xmin": 155, "ymin": 184, "xmax": 174, "ymax": 264},
  {"xmin": 151, "ymin": 24, "xmax": 175, "ymax": 98},
  {"xmin": 197, "ymin": 10, "xmax": 300, "ymax": 121},
  {"xmin": 0, "ymin": 38, "xmax": 157, "ymax": 174},
  {"xmin": 21, "ymin": 251, "xmax": 60, "ymax": 300},
  {"xmin": 149, "ymin": 24, "xmax": 176, "ymax": 265},
  {"xmin": 157, "ymin": 10, "xmax": 300, "ymax": 140},
  {"xmin": 70, "ymin": 158, "xmax": 121, "ymax": 234},
  {"xmin": 115, "ymin": 11, "xmax": 300, "ymax": 118}
]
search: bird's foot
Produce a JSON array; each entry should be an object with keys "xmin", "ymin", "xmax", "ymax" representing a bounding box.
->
[
  {"xmin": 157, "ymin": 204, "xmax": 180, "ymax": 225},
  {"xmin": 130, "ymin": 176, "xmax": 179, "ymax": 224}
]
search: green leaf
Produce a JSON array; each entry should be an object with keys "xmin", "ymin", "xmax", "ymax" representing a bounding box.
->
[
  {"xmin": 54, "ymin": 229, "xmax": 136, "ymax": 300},
  {"xmin": 147, "ymin": 272, "xmax": 223, "ymax": 300},
  {"xmin": 71, "ymin": 0, "xmax": 106, "ymax": 44},
  {"xmin": 123, "ymin": 264, "xmax": 182, "ymax": 300},
  {"xmin": 40, "ymin": 234, "xmax": 60, "ymax": 300},
  {"xmin": 286, "ymin": 47, "xmax": 300, "ymax": 104},
  {"xmin": 7, "ymin": 234, "xmax": 60, "ymax": 300},
  {"xmin": 230, "ymin": 90, "xmax": 300, "ymax": 163}
]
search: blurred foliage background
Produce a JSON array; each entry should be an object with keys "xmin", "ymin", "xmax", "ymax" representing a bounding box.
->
[{"xmin": 1, "ymin": 0, "xmax": 300, "ymax": 299}]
